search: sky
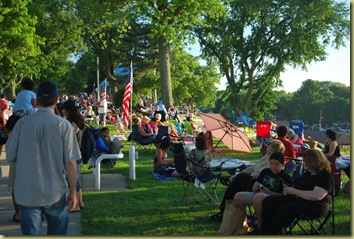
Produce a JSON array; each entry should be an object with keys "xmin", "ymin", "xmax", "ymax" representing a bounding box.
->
[
  {"xmin": 186, "ymin": 0, "xmax": 351, "ymax": 93},
  {"xmin": 188, "ymin": 42, "xmax": 350, "ymax": 93},
  {"xmin": 188, "ymin": 40, "xmax": 350, "ymax": 93}
]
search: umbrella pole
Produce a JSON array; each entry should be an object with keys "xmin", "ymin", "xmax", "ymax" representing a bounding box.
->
[{"xmin": 211, "ymin": 131, "xmax": 228, "ymax": 153}]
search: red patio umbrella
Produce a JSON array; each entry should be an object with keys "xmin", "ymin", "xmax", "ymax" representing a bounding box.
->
[{"xmin": 199, "ymin": 113, "xmax": 252, "ymax": 153}]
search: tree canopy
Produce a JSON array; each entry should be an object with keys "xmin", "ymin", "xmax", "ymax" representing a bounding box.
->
[
  {"xmin": 194, "ymin": 0, "xmax": 349, "ymax": 118},
  {"xmin": 0, "ymin": 0, "xmax": 349, "ymax": 127}
]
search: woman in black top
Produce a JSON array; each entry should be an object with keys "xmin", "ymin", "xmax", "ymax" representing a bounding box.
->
[
  {"xmin": 322, "ymin": 129, "xmax": 340, "ymax": 157},
  {"xmin": 261, "ymin": 149, "xmax": 334, "ymax": 234}
]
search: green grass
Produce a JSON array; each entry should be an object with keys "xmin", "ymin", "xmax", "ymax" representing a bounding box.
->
[{"xmin": 80, "ymin": 124, "xmax": 351, "ymax": 235}]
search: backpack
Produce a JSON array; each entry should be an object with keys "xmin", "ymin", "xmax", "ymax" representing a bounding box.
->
[{"xmin": 81, "ymin": 127, "xmax": 96, "ymax": 164}]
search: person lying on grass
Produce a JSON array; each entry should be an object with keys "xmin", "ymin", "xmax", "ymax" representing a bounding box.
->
[{"xmin": 233, "ymin": 151, "xmax": 293, "ymax": 235}]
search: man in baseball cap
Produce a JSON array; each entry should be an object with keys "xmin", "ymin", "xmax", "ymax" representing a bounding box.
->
[{"xmin": 6, "ymin": 80, "xmax": 80, "ymax": 235}]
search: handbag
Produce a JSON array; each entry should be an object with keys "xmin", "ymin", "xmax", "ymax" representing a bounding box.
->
[
  {"xmin": 0, "ymin": 127, "xmax": 9, "ymax": 145},
  {"xmin": 218, "ymin": 199, "xmax": 249, "ymax": 235}
]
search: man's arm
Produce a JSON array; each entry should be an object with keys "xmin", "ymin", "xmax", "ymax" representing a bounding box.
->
[{"xmin": 65, "ymin": 160, "xmax": 78, "ymax": 212}]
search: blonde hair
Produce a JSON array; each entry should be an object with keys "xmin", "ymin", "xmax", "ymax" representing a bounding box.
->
[
  {"xmin": 154, "ymin": 113, "xmax": 162, "ymax": 120},
  {"xmin": 142, "ymin": 116, "xmax": 150, "ymax": 122},
  {"xmin": 267, "ymin": 139, "xmax": 285, "ymax": 153},
  {"xmin": 303, "ymin": 149, "xmax": 331, "ymax": 173},
  {"xmin": 132, "ymin": 117, "xmax": 141, "ymax": 124}
]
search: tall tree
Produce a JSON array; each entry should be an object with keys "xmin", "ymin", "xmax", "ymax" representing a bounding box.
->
[
  {"xmin": 194, "ymin": 0, "xmax": 349, "ymax": 119},
  {"xmin": 0, "ymin": 0, "xmax": 43, "ymax": 97},
  {"xmin": 28, "ymin": 0, "xmax": 84, "ymax": 83},
  {"xmin": 137, "ymin": 50, "xmax": 220, "ymax": 107},
  {"xmin": 137, "ymin": 0, "xmax": 226, "ymax": 107},
  {"xmin": 74, "ymin": 0, "xmax": 133, "ymax": 94}
]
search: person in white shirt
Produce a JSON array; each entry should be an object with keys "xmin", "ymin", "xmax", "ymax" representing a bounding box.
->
[{"xmin": 98, "ymin": 92, "xmax": 108, "ymax": 127}]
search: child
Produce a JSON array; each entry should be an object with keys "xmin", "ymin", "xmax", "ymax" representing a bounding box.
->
[
  {"xmin": 115, "ymin": 114, "xmax": 126, "ymax": 135},
  {"xmin": 5, "ymin": 78, "xmax": 37, "ymax": 133},
  {"xmin": 101, "ymin": 126, "xmax": 123, "ymax": 155},
  {"xmin": 153, "ymin": 137, "xmax": 174, "ymax": 175},
  {"xmin": 101, "ymin": 127, "xmax": 113, "ymax": 147},
  {"xmin": 234, "ymin": 151, "xmax": 293, "ymax": 234}
]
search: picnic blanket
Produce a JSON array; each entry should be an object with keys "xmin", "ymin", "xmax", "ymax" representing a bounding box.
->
[
  {"xmin": 111, "ymin": 135, "xmax": 127, "ymax": 141},
  {"xmin": 150, "ymin": 170, "xmax": 179, "ymax": 182},
  {"xmin": 210, "ymin": 158, "xmax": 255, "ymax": 169}
]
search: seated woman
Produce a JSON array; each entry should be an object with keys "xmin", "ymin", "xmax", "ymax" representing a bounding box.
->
[
  {"xmin": 322, "ymin": 129, "xmax": 346, "ymax": 194},
  {"xmin": 133, "ymin": 117, "xmax": 157, "ymax": 145},
  {"xmin": 153, "ymin": 137, "xmax": 174, "ymax": 175},
  {"xmin": 204, "ymin": 131, "xmax": 213, "ymax": 153},
  {"xmin": 210, "ymin": 139, "xmax": 285, "ymax": 221},
  {"xmin": 186, "ymin": 137, "xmax": 212, "ymax": 180},
  {"xmin": 151, "ymin": 113, "xmax": 180, "ymax": 138},
  {"xmin": 167, "ymin": 105, "xmax": 177, "ymax": 120},
  {"xmin": 234, "ymin": 152, "xmax": 293, "ymax": 234},
  {"xmin": 142, "ymin": 116, "xmax": 153, "ymax": 134},
  {"xmin": 154, "ymin": 105, "xmax": 167, "ymax": 122},
  {"xmin": 149, "ymin": 113, "xmax": 163, "ymax": 134},
  {"xmin": 262, "ymin": 149, "xmax": 334, "ymax": 234},
  {"xmin": 287, "ymin": 128, "xmax": 303, "ymax": 146}
]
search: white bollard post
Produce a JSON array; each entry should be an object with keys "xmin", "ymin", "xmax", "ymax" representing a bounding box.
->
[{"xmin": 129, "ymin": 145, "xmax": 136, "ymax": 180}]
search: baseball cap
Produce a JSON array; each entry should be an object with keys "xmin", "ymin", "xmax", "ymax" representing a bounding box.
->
[
  {"xmin": 62, "ymin": 99, "xmax": 80, "ymax": 111},
  {"xmin": 302, "ymin": 143, "xmax": 310, "ymax": 149},
  {"xmin": 37, "ymin": 81, "xmax": 59, "ymax": 99}
]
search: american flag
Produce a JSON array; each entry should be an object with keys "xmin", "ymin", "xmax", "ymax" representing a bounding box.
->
[{"xmin": 122, "ymin": 67, "xmax": 133, "ymax": 127}]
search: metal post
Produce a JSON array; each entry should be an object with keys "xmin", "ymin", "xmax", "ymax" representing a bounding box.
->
[
  {"xmin": 94, "ymin": 153, "xmax": 124, "ymax": 191},
  {"xmin": 129, "ymin": 145, "xmax": 136, "ymax": 180},
  {"xmin": 97, "ymin": 57, "xmax": 100, "ymax": 104}
]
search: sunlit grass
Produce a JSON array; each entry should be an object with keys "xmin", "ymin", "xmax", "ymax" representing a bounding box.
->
[{"xmin": 80, "ymin": 123, "xmax": 350, "ymax": 235}]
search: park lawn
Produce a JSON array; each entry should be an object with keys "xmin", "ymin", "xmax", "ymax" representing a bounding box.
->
[{"xmin": 79, "ymin": 124, "xmax": 351, "ymax": 235}]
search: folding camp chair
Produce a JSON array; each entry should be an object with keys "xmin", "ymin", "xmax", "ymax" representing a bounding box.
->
[
  {"xmin": 155, "ymin": 125, "xmax": 169, "ymax": 144},
  {"xmin": 256, "ymin": 121, "xmax": 273, "ymax": 156},
  {"xmin": 289, "ymin": 120, "xmax": 304, "ymax": 139},
  {"xmin": 172, "ymin": 142, "xmax": 197, "ymax": 207},
  {"xmin": 286, "ymin": 190, "xmax": 335, "ymax": 235},
  {"xmin": 326, "ymin": 155, "xmax": 342, "ymax": 195},
  {"xmin": 186, "ymin": 156, "xmax": 225, "ymax": 207},
  {"xmin": 127, "ymin": 125, "xmax": 154, "ymax": 151}
]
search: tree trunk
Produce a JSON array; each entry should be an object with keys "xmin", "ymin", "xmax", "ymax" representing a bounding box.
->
[
  {"xmin": 158, "ymin": 37, "xmax": 173, "ymax": 107},
  {"xmin": 8, "ymin": 80, "xmax": 17, "ymax": 100}
]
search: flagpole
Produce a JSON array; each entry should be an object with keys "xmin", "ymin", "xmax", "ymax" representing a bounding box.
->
[
  {"xmin": 129, "ymin": 60, "xmax": 136, "ymax": 180},
  {"xmin": 97, "ymin": 57, "xmax": 100, "ymax": 106}
]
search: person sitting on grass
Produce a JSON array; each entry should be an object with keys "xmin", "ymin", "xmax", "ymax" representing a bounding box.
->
[
  {"xmin": 153, "ymin": 137, "xmax": 175, "ymax": 175},
  {"xmin": 234, "ymin": 152, "xmax": 293, "ymax": 235}
]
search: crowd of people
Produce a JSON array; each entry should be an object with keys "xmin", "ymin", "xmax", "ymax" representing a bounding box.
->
[
  {"xmin": 150, "ymin": 119, "xmax": 344, "ymax": 235},
  {"xmin": 0, "ymin": 79, "xmax": 130, "ymax": 235},
  {"xmin": 0, "ymin": 78, "xmax": 348, "ymax": 235}
]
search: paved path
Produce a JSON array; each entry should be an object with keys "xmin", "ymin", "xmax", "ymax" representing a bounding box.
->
[{"xmin": 0, "ymin": 148, "xmax": 127, "ymax": 236}]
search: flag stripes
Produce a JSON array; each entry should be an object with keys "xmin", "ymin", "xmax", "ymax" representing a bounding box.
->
[{"xmin": 122, "ymin": 71, "xmax": 132, "ymax": 127}]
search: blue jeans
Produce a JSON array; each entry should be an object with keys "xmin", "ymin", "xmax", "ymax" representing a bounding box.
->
[
  {"xmin": 20, "ymin": 194, "xmax": 69, "ymax": 235},
  {"xmin": 76, "ymin": 162, "xmax": 82, "ymax": 191}
]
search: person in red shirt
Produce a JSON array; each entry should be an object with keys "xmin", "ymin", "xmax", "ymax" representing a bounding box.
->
[
  {"xmin": 276, "ymin": 126, "xmax": 298, "ymax": 175},
  {"xmin": 276, "ymin": 126, "xmax": 296, "ymax": 159}
]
